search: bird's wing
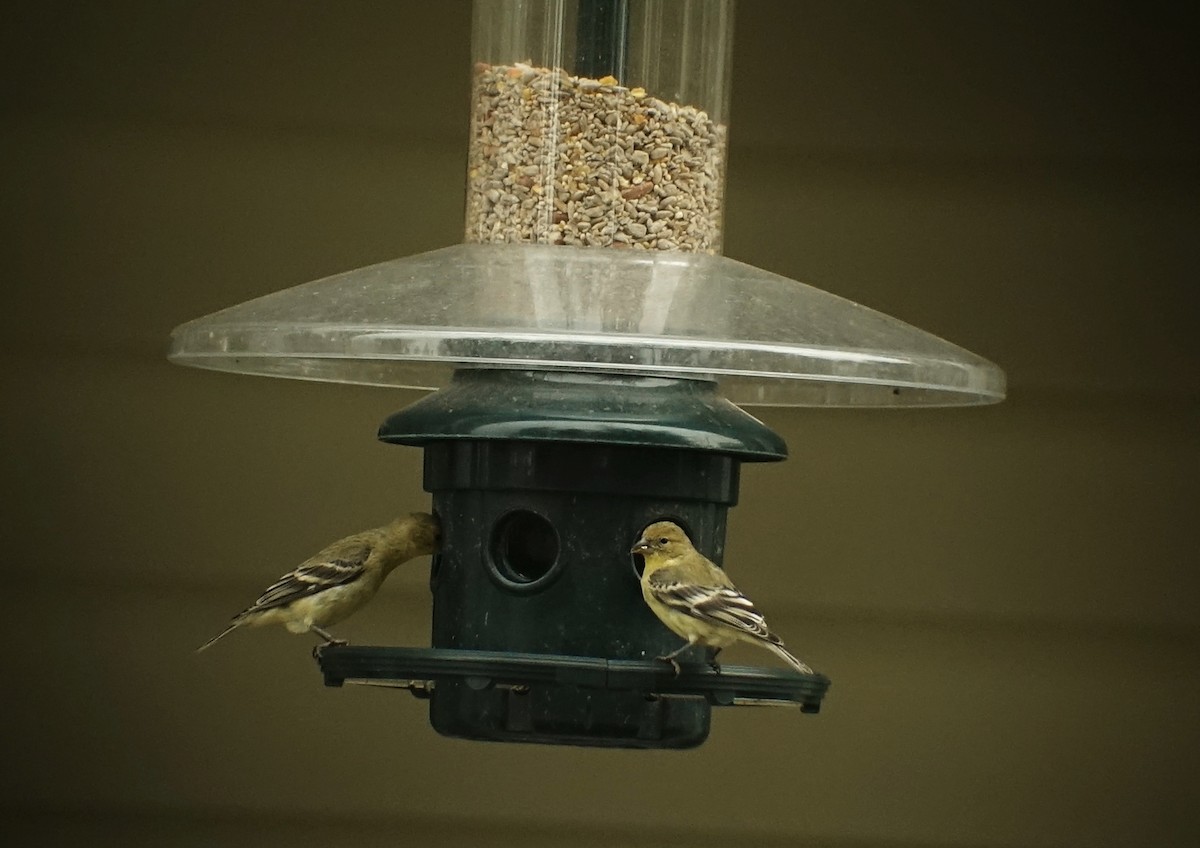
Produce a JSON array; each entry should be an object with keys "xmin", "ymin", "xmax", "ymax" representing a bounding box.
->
[
  {"xmin": 647, "ymin": 568, "xmax": 779, "ymax": 644},
  {"xmin": 239, "ymin": 543, "xmax": 372, "ymax": 617}
]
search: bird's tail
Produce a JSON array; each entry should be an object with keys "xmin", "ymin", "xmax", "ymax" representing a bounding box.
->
[
  {"xmin": 767, "ymin": 640, "xmax": 814, "ymax": 675},
  {"xmin": 196, "ymin": 622, "xmax": 239, "ymax": 653}
]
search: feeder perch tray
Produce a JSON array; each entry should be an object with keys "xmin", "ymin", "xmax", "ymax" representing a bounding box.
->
[{"xmin": 316, "ymin": 645, "xmax": 831, "ymax": 714}]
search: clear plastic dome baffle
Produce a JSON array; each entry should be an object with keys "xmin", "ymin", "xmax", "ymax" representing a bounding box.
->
[
  {"xmin": 170, "ymin": 0, "xmax": 1004, "ymax": 406},
  {"xmin": 168, "ymin": 243, "xmax": 1005, "ymax": 408}
]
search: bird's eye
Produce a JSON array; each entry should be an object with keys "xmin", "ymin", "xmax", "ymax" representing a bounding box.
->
[{"xmin": 658, "ymin": 537, "xmax": 669, "ymax": 545}]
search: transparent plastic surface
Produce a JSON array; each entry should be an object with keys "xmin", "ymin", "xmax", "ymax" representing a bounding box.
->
[
  {"xmin": 466, "ymin": 0, "xmax": 734, "ymax": 251},
  {"xmin": 169, "ymin": 244, "xmax": 1006, "ymax": 407}
]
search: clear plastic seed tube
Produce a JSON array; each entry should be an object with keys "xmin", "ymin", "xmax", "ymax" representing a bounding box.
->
[{"xmin": 465, "ymin": 0, "xmax": 735, "ymax": 253}]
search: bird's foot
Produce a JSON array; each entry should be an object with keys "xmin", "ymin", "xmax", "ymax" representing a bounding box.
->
[
  {"xmin": 656, "ymin": 655, "xmax": 683, "ymax": 677},
  {"xmin": 312, "ymin": 638, "xmax": 348, "ymax": 659},
  {"xmin": 657, "ymin": 657, "xmax": 686, "ymax": 676},
  {"xmin": 709, "ymin": 660, "xmax": 722, "ymax": 674}
]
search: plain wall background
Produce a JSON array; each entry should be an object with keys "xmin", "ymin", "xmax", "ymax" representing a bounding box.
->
[{"xmin": 2, "ymin": 2, "xmax": 1197, "ymax": 846}]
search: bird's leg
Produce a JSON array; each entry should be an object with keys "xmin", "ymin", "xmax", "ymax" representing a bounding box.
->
[
  {"xmin": 656, "ymin": 638, "xmax": 697, "ymax": 677},
  {"xmin": 708, "ymin": 648, "xmax": 722, "ymax": 674},
  {"xmin": 310, "ymin": 625, "xmax": 347, "ymax": 646}
]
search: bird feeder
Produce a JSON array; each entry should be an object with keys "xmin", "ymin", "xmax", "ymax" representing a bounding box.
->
[{"xmin": 169, "ymin": 0, "xmax": 1004, "ymax": 749}]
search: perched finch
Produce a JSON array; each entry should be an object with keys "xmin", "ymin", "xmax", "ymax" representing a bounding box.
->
[
  {"xmin": 632, "ymin": 520, "xmax": 813, "ymax": 676},
  {"xmin": 197, "ymin": 512, "xmax": 440, "ymax": 651}
]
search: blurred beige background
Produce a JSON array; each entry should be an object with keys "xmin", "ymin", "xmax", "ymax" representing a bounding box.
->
[{"xmin": 2, "ymin": 1, "xmax": 1197, "ymax": 846}]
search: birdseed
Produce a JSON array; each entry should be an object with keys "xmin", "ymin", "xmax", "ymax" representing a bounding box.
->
[{"xmin": 465, "ymin": 62, "xmax": 727, "ymax": 253}]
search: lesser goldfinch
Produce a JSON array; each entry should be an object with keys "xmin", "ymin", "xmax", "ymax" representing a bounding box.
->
[
  {"xmin": 632, "ymin": 520, "xmax": 814, "ymax": 675},
  {"xmin": 197, "ymin": 512, "xmax": 440, "ymax": 651}
]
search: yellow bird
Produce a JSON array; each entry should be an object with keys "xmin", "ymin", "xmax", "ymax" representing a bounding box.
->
[
  {"xmin": 632, "ymin": 520, "xmax": 813, "ymax": 675},
  {"xmin": 197, "ymin": 512, "xmax": 440, "ymax": 651}
]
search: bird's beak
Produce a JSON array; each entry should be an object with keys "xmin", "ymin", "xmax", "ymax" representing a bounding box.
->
[{"xmin": 630, "ymin": 540, "xmax": 650, "ymax": 555}]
